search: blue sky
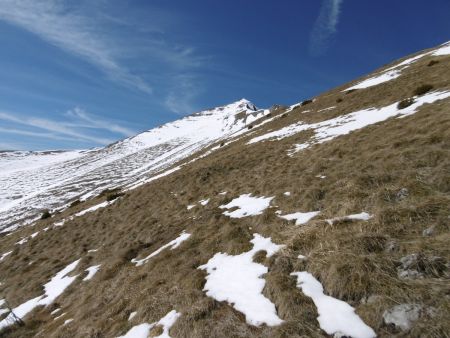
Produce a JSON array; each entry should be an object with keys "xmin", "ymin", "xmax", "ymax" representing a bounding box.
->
[{"xmin": 0, "ymin": 0, "xmax": 449, "ymax": 150}]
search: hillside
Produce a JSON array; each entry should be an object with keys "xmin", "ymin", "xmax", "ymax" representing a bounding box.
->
[{"xmin": 0, "ymin": 41, "xmax": 449, "ymax": 338}]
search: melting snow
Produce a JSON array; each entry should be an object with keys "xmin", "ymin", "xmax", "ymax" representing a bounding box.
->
[
  {"xmin": 186, "ymin": 204, "xmax": 195, "ymax": 210},
  {"xmin": 16, "ymin": 237, "xmax": 28, "ymax": 245},
  {"xmin": 0, "ymin": 259, "xmax": 80, "ymax": 329},
  {"xmin": 283, "ymin": 191, "xmax": 291, "ymax": 196},
  {"xmin": 51, "ymin": 308, "xmax": 61, "ymax": 315},
  {"xmin": 345, "ymin": 70, "xmax": 401, "ymax": 91},
  {"xmin": 248, "ymin": 91, "xmax": 450, "ymax": 155},
  {"xmin": 219, "ymin": 194, "xmax": 274, "ymax": 218},
  {"xmin": 0, "ymin": 251, "xmax": 12, "ymax": 262},
  {"xmin": 199, "ymin": 198, "xmax": 210, "ymax": 206},
  {"xmin": 118, "ymin": 310, "xmax": 180, "ymax": 338},
  {"xmin": 199, "ymin": 234, "xmax": 284, "ymax": 326},
  {"xmin": 128, "ymin": 311, "xmax": 137, "ymax": 321},
  {"xmin": 75, "ymin": 201, "xmax": 112, "ymax": 217},
  {"xmin": 278, "ymin": 211, "xmax": 320, "ymax": 225},
  {"xmin": 63, "ymin": 318, "xmax": 73, "ymax": 325},
  {"xmin": 83, "ymin": 265, "xmax": 101, "ymax": 281},
  {"xmin": 132, "ymin": 231, "xmax": 191, "ymax": 266},
  {"xmin": 291, "ymin": 272, "xmax": 376, "ymax": 338},
  {"xmin": 433, "ymin": 41, "xmax": 450, "ymax": 56},
  {"xmin": 326, "ymin": 212, "xmax": 372, "ymax": 225}
]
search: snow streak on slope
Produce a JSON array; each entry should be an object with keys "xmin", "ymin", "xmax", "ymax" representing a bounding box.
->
[
  {"xmin": 343, "ymin": 41, "xmax": 450, "ymax": 91},
  {"xmin": 248, "ymin": 91, "xmax": 450, "ymax": 154},
  {"xmin": 0, "ymin": 100, "xmax": 261, "ymax": 232},
  {"xmin": 291, "ymin": 272, "xmax": 376, "ymax": 338}
]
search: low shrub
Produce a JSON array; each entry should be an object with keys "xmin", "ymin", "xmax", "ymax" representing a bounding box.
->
[
  {"xmin": 427, "ymin": 60, "xmax": 439, "ymax": 67},
  {"xmin": 301, "ymin": 99, "xmax": 313, "ymax": 106},
  {"xmin": 413, "ymin": 84, "xmax": 433, "ymax": 96},
  {"xmin": 106, "ymin": 192, "xmax": 124, "ymax": 202},
  {"xmin": 69, "ymin": 199, "xmax": 81, "ymax": 208},
  {"xmin": 40, "ymin": 210, "xmax": 51, "ymax": 219},
  {"xmin": 336, "ymin": 98, "xmax": 343, "ymax": 103},
  {"xmin": 397, "ymin": 98, "xmax": 415, "ymax": 110}
]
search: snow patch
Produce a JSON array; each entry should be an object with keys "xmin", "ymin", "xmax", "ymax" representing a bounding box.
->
[
  {"xmin": 199, "ymin": 234, "xmax": 284, "ymax": 327},
  {"xmin": 248, "ymin": 91, "xmax": 450, "ymax": 156},
  {"xmin": 118, "ymin": 310, "xmax": 180, "ymax": 338},
  {"xmin": 0, "ymin": 259, "xmax": 80, "ymax": 329},
  {"xmin": 199, "ymin": 198, "xmax": 210, "ymax": 206},
  {"xmin": 0, "ymin": 251, "xmax": 12, "ymax": 262},
  {"xmin": 433, "ymin": 41, "xmax": 450, "ymax": 56},
  {"xmin": 278, "ymin": 211, "xmax": 320, "ymax": 225},
  {"xmin": 83, "ymin": 265, "xmax": 101, "ymax": 281},
  {"xmin": 345, "ymin": 70, "xmax": 401, "ymax": 91},
  {"xmin": 132, "ymin": 231, "xmax": 191, "ymax": 266},
  {"xmin": 219, "ymin": 194, "xmax": 274, "ymax": 218},
  {"xmin": 291, "ymin": 271, "xmax": 376, "ymax": 338},
  {"xmin": 326, "ymin": 212, "xmax": 372, "ymax": 225}
]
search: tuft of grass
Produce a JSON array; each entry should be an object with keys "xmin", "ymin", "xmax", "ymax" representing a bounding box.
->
[{"xmin": 427, "ymin": 60, "xmax": 439, "ymax": 67}]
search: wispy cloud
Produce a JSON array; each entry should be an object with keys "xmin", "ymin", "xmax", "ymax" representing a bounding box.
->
[
  {"xmin": 164, "ymin": 75, "xmax": 201, "ymax": 115},
  {"xmin": 0, "ymin": 141, "xmax": 24, "ymax": 151},
  {"xmin": 0, "ymin": 0, "xmax": 152, "ymax": 93},
  {"xmin": 65, "ymin": 107, "xmax": 135, "ymax": 136},
  {"xmin": 0, "ymin": 108, "xmax": 138, "ymax": 145},
  {"xmin": 309, "ymin": 0, "xmax": 344, "ymax": 56}
]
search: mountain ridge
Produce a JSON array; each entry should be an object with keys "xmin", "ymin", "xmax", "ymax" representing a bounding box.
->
[{"xmin": 0, "ymin": 41, "xmax": 449, "ymax": 338}]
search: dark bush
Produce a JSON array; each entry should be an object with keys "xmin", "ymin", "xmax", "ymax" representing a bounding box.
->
[
  {"xmin": 69, "ymin": 199, "xmax": 81, "ymax": 208},
  {"xmin": 301, "ymin": 99, "xmax": 313, "ymax": 106},
  {"xmin": 397, "ymin": 98, "xmax": 415, "ymax": 110},
  {"xmin": 413, "ymin": 84, "xmax": 433, "ymax": 96},
  {"xmin": 336, "ymin": 98, "xmax": 343, "ymax": 103},
  {"xmin": 41, "ymin": 210, "xmax": 51, "ymax": 219},
  {"xmin": 247, "ymin": 125, "xmax": 253, "ymax": 130},
  {"xmin": 427, "ymin": 60, "xmax": 439, "ymax": 67},
  {"xmin": 219, "ymin": 142, "xmax": 225, "ymax": 147},
  {"xmin": 106, "ymin": 192, "xmax": 124, "ymax": 202}
]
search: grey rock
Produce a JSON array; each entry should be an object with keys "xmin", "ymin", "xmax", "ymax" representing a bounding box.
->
[
  {"xmin": 362, "ymin": 294, "xmax": 383, "ymax": 304},
  {"xmin": 396, "ymin": 188, "xmax": 409, "ymax": 201},
  {"xmin": 385, "ymin": 240, "xmax": 398, "ymax": 252},
  {"xmin": 422, "ymin": 226, "xmax": 434, "ymax": 236},
  {"xmin": 398, "ymin": 269, "xmax": 423, "ymax": 279},
  {"xmin": 383, "ymin": 303, "xmax": 422, "ymax": 331}
]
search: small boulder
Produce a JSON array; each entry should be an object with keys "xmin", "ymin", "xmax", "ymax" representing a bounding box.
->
[
  {"xmin": 396, "ymin": 188, "xmax": 409, "ymax": 201},
  {"xmin": 422, "ymin": 226, "xmax": 434, "ymax": 236},
  {"xmin": 383, "ymin": 303, "xmax": 421, "ymax": 331}
]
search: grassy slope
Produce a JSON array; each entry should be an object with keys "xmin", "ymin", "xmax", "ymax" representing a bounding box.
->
[{"xmin": 0, "ymin": 46, "xmax": 449, "ymax": 338}]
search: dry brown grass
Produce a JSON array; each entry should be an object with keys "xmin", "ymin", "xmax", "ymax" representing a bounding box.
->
[{"xmin": 0, "ymin": 46, "xmax": 449, "ymax": 338}]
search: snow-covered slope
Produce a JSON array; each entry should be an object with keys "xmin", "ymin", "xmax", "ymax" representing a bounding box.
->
[{"xmin": 0, "ymin": 99, "xmax": 267, "ymax": 232}]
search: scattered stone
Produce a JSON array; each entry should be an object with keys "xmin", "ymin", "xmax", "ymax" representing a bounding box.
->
[
  {"xmin": 361, "ymin": 294, "xmax": 383, "ymax": 305},
  {"xmin": 397, "ymin": 253, "xmax": 447, "ymax": 279},
  {"xmin": 422, "ymin": 226, "xmax": 434, "ymax": 236},
  {"xmin": 385, "ymin": 240, "xmax": 398, "ymax": 252},
  {"xmin": 396, "ymin": 188, "xmax": 409, "ymax": 201},
  {"xmin": 383, "ymin": 304, "xmax": 421, "ymax": 331}
]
